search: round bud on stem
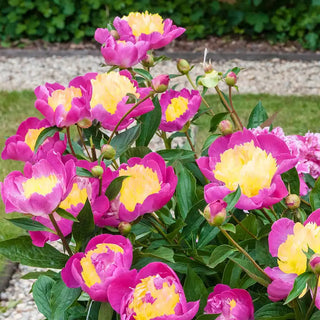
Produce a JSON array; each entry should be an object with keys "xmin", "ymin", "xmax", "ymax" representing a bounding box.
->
[
  {"xmin": 110, "ymin": 30, "xmax": 120, "ymax": 40},
  {"xmin": 202, "ymin": 200, "xmax": 227, "ymax": 226},
  {"xmin": 91, "ymin": 165, "xmax": 104, "ymax": 178},
  {"xmin": 218, "ymin": 120, "xmax": 233, "ymax": 136},
  {"xmin": 225, "ymin": 71, "xmax": 237, "ymax": 86},
  {"xmin": 77, "ymin": 118, "xmax": 92, "ymax": 129},
  {"xmin": 285, "ymin": 194, "xmax": 301, "ymax": 209},
  {"xmin": 118, "ymin": 221, "xmax": 132, "ymax": 236},
  {"xmin": 177, "ymin": 59, "xmax": 191, "ymax": 74},
  {"xmin": 204, "ymin": 63, "xmax": 214, "ymax": 74},
  {"xmin": 142, "ymin": 53, "xmax": 155, "ymax": 68},
  {"xmin": 310, "ymin": 254, "xmax": 320, "ymax": 275},
  {"xmin": 101, "ymin": 144, "xmax": 116, "ymax": 160},
  {"xmin": 151, "ymin": 74, "xmax": 170, "ymax": 93}
]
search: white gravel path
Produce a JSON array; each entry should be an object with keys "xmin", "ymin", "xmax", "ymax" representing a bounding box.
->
[{"xmin": 0, "ymin": 53, "xmax": 320, "ymax": 319}]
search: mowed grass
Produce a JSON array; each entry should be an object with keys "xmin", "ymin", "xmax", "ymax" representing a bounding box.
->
[{"xmin": 195, "ymin": 93, "xmax": 320, "ymax": 149}]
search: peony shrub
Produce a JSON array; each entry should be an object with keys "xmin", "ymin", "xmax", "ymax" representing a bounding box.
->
[{"xmin": 1, "ymin": 10, "xmax": 320, "ymax": 320}]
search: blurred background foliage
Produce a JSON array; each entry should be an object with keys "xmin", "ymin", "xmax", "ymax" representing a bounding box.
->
[{"xmin": 1, "ymin": 0, "xmax": 320, "ymax": 49}]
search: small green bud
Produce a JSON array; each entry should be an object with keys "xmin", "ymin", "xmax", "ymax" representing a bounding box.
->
[
  {"xmin": 285, "ymin": 194, "xmax": 301, "ymax": 209},
  {"xmin": 218, "ymin": 120, "xmax": 233, "ymax": 136},
  {"xmin": 77, "ymin": 118, "xmax": 92, "ymax": 129},
  {"xmin": 101, "ymin": 144, "xmax": 116, "ymax": 160},
  {"xmin": 141, "ymin": 53, "xmax": 155, "ymax": 68},
  {"xmin": 177, "ymin": 59, "xmax": 191, "ymax": 74},
  {"xmin": 91, "ymin": 165, "xmax": 104, "ymax": 178},
  {"xmin": 118, "ymin": 221, "xmax": 132, "ymax": 236}
]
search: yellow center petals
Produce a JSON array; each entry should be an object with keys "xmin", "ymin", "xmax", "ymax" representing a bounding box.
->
[
  {"xmin": 90, "ymin": 72, "xmax": 139, "ymax": 114},
  {"xmin": 59, "ymin": 182, "xmax": 88, "ymax": 211},
  {"xmin": 23, "ymin": 175, "xmax": 58, "ymax": 198},
  {"xmin": 24, "ymin": 127, "xmax": 46, "ymax": 151},
  {"xmin": 128, "ymin": 275, "xmax": 179, "ymax": 320},
  {"xmin": 165, "ymin": 96, "xmax": 189, "ymax": 122},
  {"xmin": 80, "ymin": 243, "xmax": 124, "ymax": 288},
  {"xmin": 278, "ymin": 222, "xmax": 320, "ymax": 275},
  {"xmin": 123, "ymin": 11, "xmax": 164, "ymax": 37},
  {"xmin": 213, "ymin": 141, "xmax": 278, "ymax": 197},
  {"xmin": 48, "ymin": 87, "xmax": 82, "ymax": 112},
  {"xmin": 118, "ymin": 165, "xmax": 161, "ymax": 212},
  {"xmin": 229, "ymin": 299, "xmax": 237, "ymax": 311}
]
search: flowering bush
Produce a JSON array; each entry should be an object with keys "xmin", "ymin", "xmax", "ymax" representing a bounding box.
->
[{"xmin": 1, "ymin": 10, "xmax": 320, "ymax": 320}]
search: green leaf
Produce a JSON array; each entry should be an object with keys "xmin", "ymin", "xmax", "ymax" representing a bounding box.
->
[
  {"xmin": 254, "ymin": 303, "xmax": 294, "ymax": 320},
  {"xmin": 6, "ymin": 217, "xmax": 54, "ymax": 232},
  {"xmin": 209, "ymin": 112, "xmax": 228, "ymax": 132},
  {"xmin": 157, "ymin": 149, "xmax": 195, "ymax": 164},
  {"xmin": 310, "ymin": 177, "xmax": 320, "ymax": 211},
  {"xmin": 310, "ymin": 311, "xmax": 320, "ymax": 320},
  {"xmin": 208, "ymin": 244, "xmax": 236, "ymax": 268},
  {"xmin": 141, "ymin": 247, "xmax": 175, "ymax": 263},
  {"xmin": 284, "ymin": 271, "xmax": 314, "ymax": 304},
  {"xmin": 136, "ymin": 96, "xmax": 161, "ymax": 147},
  {"xmin": 34, "ymin": 126, "xmax": 61, "ymax": 152},
  {"xmin": 72, "ymin": 199, "xmax": 95, "ymax": 252},
  {"xmin": 76, "ymin": 167, "xmax": 94, "ymax": 177},
  {"xmin": 110, "ymin": 124, "xmax": 141, "ymax": 158},
  {"xmin": 247, "ymin": 101, "xmax": 268, "ymax": 129},
  {"xmin": 121, "ymin": 146, "xmax": 151, "ymax": 163},
  {"xmin": 201, "ymin": 134, "xmax": 220, "ymax": 156},
  {"xmin": 21, "ymin": 270, "xmax": 58, "ymax": 280},
  {"xmin": 196, "ymin": 315, "xmax": 219, "ymax": 320},
  {"xmin": 175, "ymin": 162, "xmax": 197, "ymax": 219},
  {"xmin": 221, "ymin": 223, "xmax": 236, "ymax": 233},
  {"xmin": 281, "ymin": 167, "xmax": 300, "ymax": 195},
  {"xmin": 98, "ymin": 302, "xmax": 113, "ymax": 320},
  {"xmin": 105, "ymin": 176, "xmax": 128, "ymax": 200},
  {"xmin": 223, "ymin": 186, "xmax": 241, "ymax": 212},
  {"xmin": 0, "ymin": 236, "xmax": 68, "ymax": 268},
  {"xmin": 133, "ymin": 68, "xmax": 152, "ymax": 81},
  {"xmin": 56, "ymin": 208, "xmax": 79, "ymax": 222}
]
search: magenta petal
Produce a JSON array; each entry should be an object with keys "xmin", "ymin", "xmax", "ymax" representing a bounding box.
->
[{"xmin": 304, "ymin": 209, "xmax": 320, "ymax": 226}]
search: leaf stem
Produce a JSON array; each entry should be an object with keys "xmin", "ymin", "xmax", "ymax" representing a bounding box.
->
[
  {"xmin": 306, "ymin": 275, "xmax": 319, "ymax": 319},
  {"xmin": 76, "ymin": 125, "xmax": 92, "ymax": 161},
  {"xmin": 161, "ymin": 131, "xmax": 171, "ymax": 150},
  {"xmin": 232, "ymin": 214, "xmax": 257, "ymax": 240},
  {"xmin": 228, "ymin": 86, "xmax": 243, "ymax": 130},
  {"xmin": 66, "ymin": 127, "xmax": 76, "ymax": 157},
  {"xmin": 184, "ymin": 130, "xmax": 197, "ymax": 159},
  {"xmin": 260, "ymin": 208, "xmax": 273, "ymax": 223}
]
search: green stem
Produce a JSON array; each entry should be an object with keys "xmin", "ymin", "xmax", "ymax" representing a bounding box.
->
[
  {"xmin": 291, "ymin": 298, "xmax": 303, "ymax": 320},
  {"xmin": 161, "ymin": 131, "xmax": 171, "ymax": 150},
  {"xmin": 49, "ymin": 213, "xmax": 73, "ymax": 256},
  {"xmin": 76, "ymin": 125, "xmax": 92, "ymax": 161},
  {"xmin": 228, "ymin": 86, "xmax": 243, "ymax": 130},
  {"xmin": 269, "ymin": 206, "xmax": 278, "ymax": 220},
  {"xmin": 306, "ymin": 275, "xmax": 319, "ymax": 319},
  {"xmin": 107, "ymin": 92, "xmax": 154, "ymax": 144},
  {"xmin": 184, "ymin": 130, "xmax": 197, "ymax": 158},
  {"xmin": 260, "ymin": 208, "xmax": 273, "ymax": 223},
  {"xmin": 301, "ymin": 198, "xmax": 311, "ymax": 207},
  {"xmin": 232, "ymin": 214, "xmax": 257, "ymax": 240},
  {"xmin": 66, "ymin": 127, "xmax": 76, "ymax": 157},
  {"xmin": 219, "ymin": 226, "xmax": 271, "ymax": 284}
]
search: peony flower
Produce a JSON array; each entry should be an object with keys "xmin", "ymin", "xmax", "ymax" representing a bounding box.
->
[
  {"xmin": 95, "ymin": 28, "xmax": 149, "ymax": 68},
  {"xmin": 29, "ymin": 176, "xmax": 90, "ymax": 246},
  {"xmin": 34, "ymin": 76, "xmax": 91, "ymax": 128},
  {"xmin": 265, "ymin": 209, "xmax": 320, "ymax": 308},
  {"xmin": 94, "ymin": 152, "xmax": 177, "ymax": 226},
  {"xmin": 107, "ymin": 262, "xmax": 199, "ymax": 319},
  {"xmin": 113, "ymin": 11, "xmax": 185, "ymax": 50},
  {"xmin": 159, "ymin": 89, "xmax": 201, "ymax": 132},
  {"xmin": 61, "ymin": 234, "xmax": 132, "ymax": 302},
  {"xmin": 0, "ymin": 151, "xmax": 75, "ymax": 217},
  {"xmin": 1, "ymin": 117, "xmax": 66, "ymax": 163},
  {"xmin": 197, "ymin": 129, "xmax": 298, "ymax": 210},
  {"xmin": 85, "ymin": 70, "xmax": 154, "ymax": 131},
  {"xmin": 204, "ymin": 284, "xmax": 254, "ymax": 320}
]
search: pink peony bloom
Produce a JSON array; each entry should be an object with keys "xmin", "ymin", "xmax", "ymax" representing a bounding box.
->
[
  {"xmin": 84, "ymin": 70, "xmax": 154, "ymax": 131},
  {"xmin": 1, "ymin": 117, "xmax": 66, "ymax": 163},
  {"xmin": 197, "ymin": 129, "xmax": 298, "ymax": 210},
  {"xmin": 204, "ymin": 284, "xmax": 254, "ymax": 320},
  {"xmin": 266, "ymin": 209, "xmax": 320, "ymax": 308},
  {"xmin": 159, "ymin": 89, "xmax": 201, "ymax": 132},
  {"xmin": 107, "ymin": 262, "xmax": 199, "ymax": 319},
  {"xmin": 34, "ymin": 76, "xmax": 91, "ymax": 128},
  {"xmin": 113, "ymin": 11, "xmax": 185, "ymax": 50},
  {"xmin": 1, "ymin": 151, "xmax": 75, "ymax": 217},
  {"xmin": 94, "ymin": 152, "xmax": 177, "ymax": 226},
  {"xmin": 95, "ymin": 28, "xmax": 149, "ymax": 68},
  {"xmin": 61, "ymin": 234, "xmax": 132, "ymax": 302}
]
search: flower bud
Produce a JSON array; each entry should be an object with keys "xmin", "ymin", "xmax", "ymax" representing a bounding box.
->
[
  {"xmin": 118, "ymin": 221, "xmax": 132, "ymax": 236},
  {"xmin": 310, "ymin": 254, "xmax": 320, "ymax": 274},
  {"xmin": 225, "ymin": 71, "xmax": 237, "ymax": 86},
  {"xmin": 101, "ymin": 144, "xmax": 116, "ymax": 160},
  {"xmin": 204, "ymin": 63, "xmax": 214, "ymax": 74},
  {"xmin": 218, "ymin": 120, "xmax": 233, "ymax": 136},
  {"xmin": 285, "ymin": 194, "xmax": 301, "ymax": 209},
  {"xmin": 151, "ymin": 74, "xmax": 170, "ymax": 93},
  {"xmin": 91, "ymin": 165, "xmax": 104, "ymax": 178},
  {"xmin": 141, "ymin": 53, "xmax": 154, "ymax": 68},
  {"xmin": 77, "ymin": 118, "xmax": 92, "ymax": 129},
  {"xmin": 110, "ymin": 30, "xmax": 120, "ymax": 40},
  {"xmin": 177, "ymin": 59, "xmax": 191, "ymax": 74},
  {"xmin": 202, "ymin": 200, "xmax": 227, "ymax": 226}
]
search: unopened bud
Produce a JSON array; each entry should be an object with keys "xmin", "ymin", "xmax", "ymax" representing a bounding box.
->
[
  {"xmin": 218, "ymin": 120, "xmax": 233, "ymax": 136},
  {"xmin": 151, "ymin": 74, "xmax": 170, "ymax": 93},
  {"xmin": 77, "ymin": 118, "xmax": 92, "ymax": 129},
  {"xmin": 285, "ymin": 194, "xmax": 301, "ymax": 209},
  {"xmin": 110, "ymin": 30, "xmax": 120, "ymax": 40},
  {"xmin": 91, "ymin": 165, "xmax": 104, "ymax": 178},
  {"xmin": 142, "ymin": 53, "xmax": 154, "ymax": 68},
  {"xmin": 177, "ymin": 59, "xmax": 191, "ymax": 74},
  {"xmin": 204, "ymin": 63, "xmax": 214, "ymax": 74},
  {"xmin": 225, "ymin": 71, "xmax": 237, "ymax": 86},
  {"xmin": 310, "ymin": 254, "xmax": 320, "ymax": 275},
  {"xmin": 202, "ymin": 200, "xmax": 227, "ymax": 226},
  {"xmin": 118, "ymin": 221, "xmax": 132, "ymax": 236},
  {"xmin": 101, "ymin": 144, "xmax": 116, "ymax": 160}
]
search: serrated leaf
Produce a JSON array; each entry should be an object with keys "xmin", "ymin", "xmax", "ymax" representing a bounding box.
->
[
  {"xmin": 247, "ymin": 101, "xmax": 268, "ymax": 129},
  {"xmin": 223, "ymin": 186, "xmax": 241, "ymax": 212},
  {"xmin": 310, "ymin": 177, "xmax": 320, "ymax": 211},
  {"xmin": 209, "ymin": 112, "xmax": 228, "ymax": 133},
  {"xmin": 34, "ymin": 126, "xmax": 61, "ymax": 152},
  {"xmin": 105, "ymin": 176, "xmax": 128, "ymax": 200},
  {"xmin": 6, "ymin": 218, "xmax": 54, "ymax": 233},
  {"xmin": 208, "ymin": 244, "xmax": 236, "ymax": 268},
  {"xmin": 76, "ymin": 167, "xmax": 93, "ymax": 177},
  {"xmin": 0, "ymin": 236, "xmax": 68, "ymax": 268},
  {"xmin": 55, "ymin": 208, "xmax": 79, "ymax": 222}
]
